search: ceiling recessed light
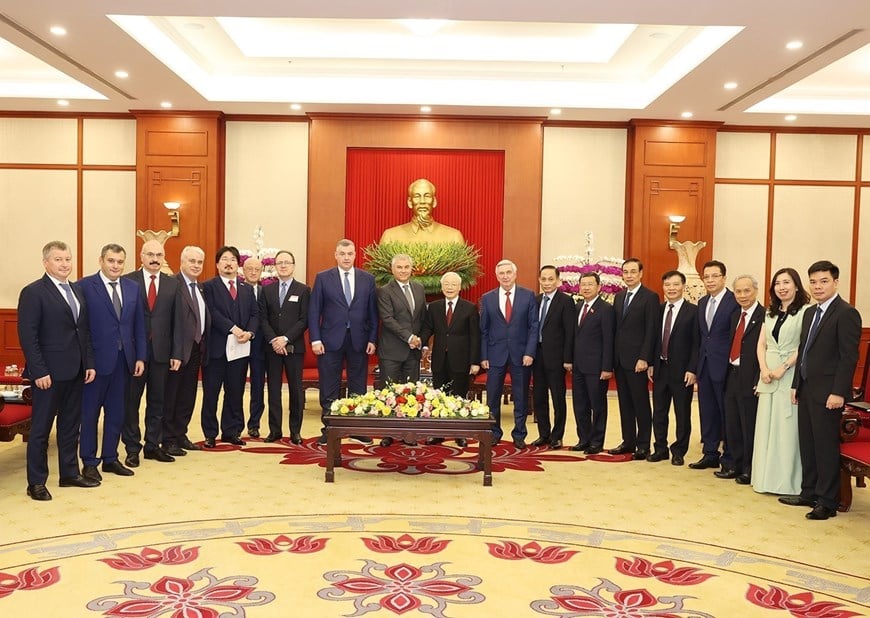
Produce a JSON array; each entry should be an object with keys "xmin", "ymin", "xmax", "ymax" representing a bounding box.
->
[
  {"xmin": 160, "ymin": 101, "xmax": 172, "ymax": 109},
  {"xmin": 290, "ymin": 103, "xmax": 302, "ymax": 111},
  {"xmin": 723, "ymin": 81, "xmax": 738, "ymax": 90},
  {"xmin": 420, "ymin": 106, "xmax": 431, "ymax": 113},
  {"xmin": 57, "ymin": 99, "xmax": 69, "ymax": 107},
  {"xmin": 49, "ymin": 25, "xmax": 66, "ymax": 36},
  {"xmin": 784, "ymin": 114, "xmax": 798, "ymax": 121},
  {"xmin": 114, "ymin": 70, "xmax": 129, "ymax": 79},
  {"xmin": 550, "ymin": 108, "xmax": 562, "ymax": 115},
  {"xmin": 681, "ymin": 111, "xmax": 693, "ymax": 118},
  {"xmin": 786, "ymin": 40, "xmax": 803, "ymax": 50}
]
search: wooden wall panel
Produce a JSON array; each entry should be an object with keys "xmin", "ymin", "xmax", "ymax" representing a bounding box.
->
[
  {"xmin": 307, "ymin": 115, "xmax": 544, "ymax": 290},
  {"xmin": 133, "ymin": 112, "xmax": 224, "ymax": 274},
  {"xmin": 627, "ymin": 121, "xmax": 719, "ymax": 291},
  {"xmin": 0, "ymin": 309, "xmax": 22, "ymax": 368}
]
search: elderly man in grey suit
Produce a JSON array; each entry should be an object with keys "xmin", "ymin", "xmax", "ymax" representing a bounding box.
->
[{"xmin": 377, "ymin": 253, "xmax": 426, "ymax": 447}]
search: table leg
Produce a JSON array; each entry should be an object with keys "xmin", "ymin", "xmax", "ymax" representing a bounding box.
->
[
  {"xmin": 325, "ymin": 431, "xmax": 335, "ymax": 483},
  {"xmin": 479, "ymin": 432, "xmax": 493, "ymax": 486}
]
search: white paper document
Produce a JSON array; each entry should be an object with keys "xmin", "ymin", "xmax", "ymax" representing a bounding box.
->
[{"xmin": 226, "ymin": 334, "xmax": 251, "ymax": 361}]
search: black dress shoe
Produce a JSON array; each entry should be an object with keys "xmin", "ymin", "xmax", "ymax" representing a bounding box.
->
[
  {"xmin": 59, "ymin": 475, "xmax": 100, "ymax": 488},
  {"xmin": 607, "ymin": 444, "xmax": 634, "ymax": 455},
  {"xmin": 806, "ymin": 505, "xmax": 837, "ymax": 520},
  {"xmin": 222, "ymin": 435, "xmax": 246, "ymax": 446},
  {"xmin": 349, "ymin": 435, "xmax": 373, "ymax": 445},
  {"xmin": 165, "ymin": 445, "xmax": 187, "ymax": 457},
  {"xmin": 688, "ymin": 456, "xmax": 720, "ymax": 470},
  {"xmin": 531, "ymin": 437, "xmax": 550, "ymax": 447},
  {"xmin": 290, "ymin": 434, "xmax": 302, "ymax": 445},
  {"xmin": 380, "ymin": 437, "xmax": 394, "ymax": 447},
  {"xmin": 264, "ymin": 433, "xmax": 283, "ymax": 443},
  {"xmin": 82, "ymin": 465, "xmax": 102, "ymax": 482},
  {"xmin": 124, "ymin": 452, "xmax": 140, "ymax": 468},
  {"xmin": 513, "ymin": 439, "xmax": 526, "ymax": 449},
  {"xmin": 317, "ymin": 433, "xmax": 328, "ymax": 445},
  {"xmin": 632, "ymin": 449, "xmax": 650, "ymax": 461},
  {"xmin": 27, "ymin": 484, "xmax": 52, "ymax": 501},
  {"xmin": 549, "ymin": 440, "xmax": 563, "ymax": 449},
  {"xmin": 102, "ymin": 460, "xmax": 134, "ymax": 476},
  {"xmin": 714, "ymin": 468, "xmax": 738, "ymax": 479},
  {"xmin": 455, "ymin": 438, "xmax": 467, "ymax": 448},
  {"xmin": 248, "ymin": 428, "xmax": 260, "ymax": 438},
  {"xmin": 202, "ymin": 437, "xmax": 217, "ymax": 449},
  {"xmin": 144, "ymin": 449, "xmax": 175, "ymax": 463},
  {"xmin": 426, "ymin": 437, "xmax": 444, "ymax": 445},
  {"xmin": 671, "ymin": 455, "xmax": 685, "ymax": 466},
  {"xmin": 779, "ymin": 495, "xmax": 816, "ymax": 507},
  {"xmin": 585, "ymin": 445, "xmax": 602, "ymax": 455},
  {"xmin": 646, "ymin": 450, "xmax": 669, "ymax": 462},
  {"xmin": 180, "ymin": 439, "xmax": 201, "ymax": 451},
  {"xmin": 735, "ymin": 474, "xmax": 751, "ymax": 485}
]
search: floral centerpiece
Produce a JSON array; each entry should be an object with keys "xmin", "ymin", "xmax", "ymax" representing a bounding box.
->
[
  {"xmin": 554, "ymin": 232, "xmax": 626, "ymax": 303},
  {"xmin": 363, "ymin": 241, "xmax": 481, "ymax": 294},
  {"xmin": 239, "ymin": 226, "xmax": 279, "ymax": 285},
  {"xmin": 329, "ymin": 381, "xmax": 490, "ymax": 419}
]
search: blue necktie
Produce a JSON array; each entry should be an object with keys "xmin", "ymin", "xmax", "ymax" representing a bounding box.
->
[
  {"xmin": 60, "ymin": 283, "xmax": 78, "ymax": 321},
  {"xmin": 623, "ymin": 291, "xmax": 633, "ymax": 317},
  {"xmin": 343, "ymin": 271, "xmax": 352, "ymax": 305},
  {"xmin": 538, "ymin": 295, "xmax": 550, "ymax": 343}
]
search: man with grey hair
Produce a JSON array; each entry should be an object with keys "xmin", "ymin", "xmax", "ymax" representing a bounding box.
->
[
  {"xmin": 480, "ymin": 259, "xmax": 538, "ymax": 448},
  {"xmin": 717, "ymin": 275, "xmax": 765, "ymax": 483}
]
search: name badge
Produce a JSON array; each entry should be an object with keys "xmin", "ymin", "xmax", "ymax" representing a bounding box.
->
[{"xmin": 289, "ymin": 295, "xmax": 299, "ymax": 302}]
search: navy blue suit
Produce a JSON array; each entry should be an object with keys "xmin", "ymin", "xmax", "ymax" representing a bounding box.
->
[
  {"xmin": 480, "ymin": 286, "xmax": 538, "ymax": 442},
  {"xmin": 76, "ymin": 273, "xmax": 147, "ymax": 467},
  {"xmin": 18, "ymin": 274, "xmax": 94, "ymax": 485},
  {"xmin": 201, "ymin": 276, "xmax": 259, "ymax": 440},
  {"xmin": 697, "ymin": 290, "xmax": 739, "ymax": 463},
  {"xmin": 309, "ymin": 267, "xmax": 378, "ymax": 414}
]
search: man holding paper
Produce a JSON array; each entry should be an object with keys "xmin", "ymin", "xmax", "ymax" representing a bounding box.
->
[{"xmin": 201, "ymin": 246, "xmax": 259, "ymax": 448}]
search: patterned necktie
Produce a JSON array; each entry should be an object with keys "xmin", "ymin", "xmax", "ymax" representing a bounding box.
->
[
  {"xmin": 706, "ymin": 297, "xmax": 717, "ymax": 329},
  {"xmin": 280, "ymin": 281, "xmax": 288, "ymax": 305},
  {"xmin": 228, "ymin": 279, "xmax": 237, "ymax": 300},
  {"xmin": 147, "ymin": 274, "xmax": 157, "ymax": 311},
  {"xmin": 343, "ymin": 271, "xmax": 352, "ymax": 305},
  {"xmin": 623, "ymin": 291, "xmax": 633, "ymax": 317},
  {"xmin": 538, "ymin": 295, "xmax": 550, "ymax": 343},
  {"xmin": 403, "ymin": 284, "xmax": 414, "ymax": 311},
  {"xmin": 446, "ymin": 300, "xmax": 453, "ymax": 326},
  {"xmin": 579, "ymin": 302, "xmax": 589, "ymax": 324},
  {"xmin": 662, "ymin": 304, "xmax": 674, "ymax": 360},
  {"xmin": 60, "ymin": 282, "xmax": 78, "ymax": 321},
  {"xmin": 504, "ymin": 290, "xmax": 512, "ymax": 322},
  {"xmin": 190, "ymin": 282, "xmax": 202, "ymax": 343},
  {"xmin": 109, "ymin": 281, "xmax": 122, "ymax": 319},
  {"xmin": 730, "ymin": 311, "xmax": 747, "ymax": 362}
]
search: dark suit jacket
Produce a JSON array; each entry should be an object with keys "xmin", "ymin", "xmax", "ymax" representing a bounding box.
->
[
  {"xmin": 536, "ymin": 291, "xmax": 575, "ymax": 369},
  {"xmin": 613, "ymin": 284, "xmax": 659, "ymax": 369},
  {"xmin": 75, "ymin": 273, "xmax": 146, "ymax": 375},
  {"xmin": 309, "ymin": 267, "xmax": 378, "ymax": 352},
  {"xmin": 420, "ymin": 297, "xmax": 480, "ymax": 374},
  {"xmin": 573, "ymin": 296, "xmax": 615, "ymax": 375},
  {"xmin": 697, "ymin": 290, "xmax": 739, "ymax": 381},
  {"xmin": 651, "ymin": 300, "xmax": 699, "ymax": 376},
  {"xmin": 479, "ymin": 286, "xmax": 538, "ymax": 366},
  {"xmin": 729, "ymin": 303, "xmax": 766, "ymax": 393},
  {"xmin": 377, "ymin": 279, "xmax": 426, "ymax": 362},
  {"xmin": 259, "ymin": 278, "xmax": 310, "ymax": 354},
  {"xmin": 124, "ymin": 269, "xmax": 183, "ymax": 363},
  {"xmin": 175, "ymin": 274, "xmax": 211, "ymax": 365},
  {"xmin": 792, "ymin": 296, "xmax": 862, "ymax": 400},
  {"xmin": 203, "ymin": 276, "xmax": 259, "ymax": 360},
  {"xmin": 18, "ymin": 274, "xmax": 94, "ymax": 381}
]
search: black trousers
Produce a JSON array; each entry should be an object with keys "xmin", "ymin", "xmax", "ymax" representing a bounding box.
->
[
  {"xmin": 532, "ymin": 352, "xmax": 568, "ymax": 441},
  {"xmin": 266, "ymin": 351, "xmax": 305, "ymax": 437},
  {"xmin": 614, "ymin": 364, "xmax": 652, "ymax": 450},
  {"xmin": 651, "ymin": 360, "xmax": 694, "ymax": 456},
  {"xmin": 163, "ymin": 345, "xmax": 201, "ymax": 447},
  {"xmin": 724, "ymin": 364, "xmax": 758, "ymax": 475},
  {"xmin": 571, "ymin": 371, "xmax": 608, "ymax": 447},
  {"xmin": 123, "ymin": 349, "xmax": 169, "ymax": 455}
]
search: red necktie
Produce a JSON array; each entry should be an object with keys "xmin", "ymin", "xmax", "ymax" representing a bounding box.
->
[
  {"xmin": 229, "ymin": 279, "xmax": 237, "ymax": 300},
  {"xmin": 730, "ymin": 311, "xmax": 747, "ymax": 362},
  {"xmin": 579, "ymin": 303, "xmax": 589, "ymax": 324},
  {"xmin": 504, "ymin": 291, "xmax": 512, "ymax": 322},
  {"xmin": 446, "ymin": 300, "xmax": 453, "ymax": 326},
  {"xmin": 147, "ymin": 274, "xmax": 157, "ymax": 311}
]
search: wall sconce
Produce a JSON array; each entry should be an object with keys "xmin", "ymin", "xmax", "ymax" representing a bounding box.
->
[
  {"xmin": 136, "ymin": 201, "xmax": 182, "ymax": 248},
  {"xmin": 668, "ymin": 214, "xmax": 686, "ymax": 240}
]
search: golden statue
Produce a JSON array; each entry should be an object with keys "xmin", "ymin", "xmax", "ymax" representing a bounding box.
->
[{"xmin": 379, "ymin": 178, "xmax": 465, "ymax": 244}]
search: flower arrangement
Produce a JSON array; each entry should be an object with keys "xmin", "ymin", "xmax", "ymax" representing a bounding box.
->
[
  {"xmin": 239, "ymin": 225, "xmax": 279, "ymax": 285},
  {"xmin": 363, "ymin": 241, "xmax": 481, "ymax": 294},
  {"xmin": 329, "ymin": 381, "xmax": 490, "ymax": 419},
  {"xmin": 554, "ymin": 232, "xmax": 626, "ymax": 303}
]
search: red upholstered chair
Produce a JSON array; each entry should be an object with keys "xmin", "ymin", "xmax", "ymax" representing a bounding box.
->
[{"xmin": 0, "ymin": 377, "xmax": 32, "ymax": 442}]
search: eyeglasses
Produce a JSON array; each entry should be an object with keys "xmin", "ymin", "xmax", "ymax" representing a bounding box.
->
[{"xmin": 275, "ymin": 261, "xmax": 295, "ymax": 267}]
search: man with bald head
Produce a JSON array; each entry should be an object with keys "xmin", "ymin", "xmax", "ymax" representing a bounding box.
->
[{"xmin": 122, "ymin": 240, "xmax": 184, "ymax": 466}]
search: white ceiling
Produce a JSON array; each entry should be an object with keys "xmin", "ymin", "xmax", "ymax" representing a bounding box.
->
[{"xmin": 1, "ymin": 0, "xmax": 869, "ymax": 126}]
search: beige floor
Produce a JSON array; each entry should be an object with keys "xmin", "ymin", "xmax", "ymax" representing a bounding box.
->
[{"xmin": 0, "ymin": 389, "xmax": 867, "ymax": 613}]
